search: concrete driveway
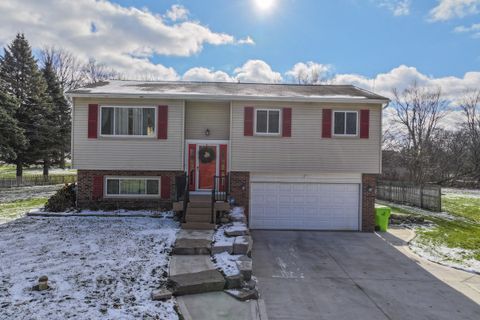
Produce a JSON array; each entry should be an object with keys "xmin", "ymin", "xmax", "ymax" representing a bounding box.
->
[{"xmin": 252, "ymin": 231, "xmax": 480, "ymax": 320}]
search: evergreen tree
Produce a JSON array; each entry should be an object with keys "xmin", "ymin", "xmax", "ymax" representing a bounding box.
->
[
  {"xmin": 42, "ymin": 58, "xmax": 71, "ymax": 170},
  {"xmin": 0, "ymin": 79, "xmax": 26, "ymax": 161},
  {"xmin": 0, "ymin": 33, "xmax": 52, "ymax": 181}
]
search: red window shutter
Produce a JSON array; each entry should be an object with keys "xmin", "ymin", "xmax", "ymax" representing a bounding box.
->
[
  {"xmin": 282, "ymin": 108, "xmax": 292, "ymax": 137},
  {"xmin": 322, "ymin": 109, "xmax": 332, "ymax": 138},
  {"xmin": 157, "ymin": 105, "xmax": 168, "ymax": 139},
  {"xmin": 88, "ymin": 104, "xmax": 98, "ymax": 139},
  {"xmin": 188, "ymin": 144, "xmax": 196, "ymax": 191},
  {"xmin": 360, "ymin": 109, "xmax": 370, "ymax": 139},
  {"xmin": 161, "ymin": 176, "xmax": 171, "ymax": 199},
  {"xmin": 92, "ymin": 175, "xmax": 103, "ymax": 200},
  {"xmin": 244, "ymin": 107, "xmax": 254, "ymax": 136}
]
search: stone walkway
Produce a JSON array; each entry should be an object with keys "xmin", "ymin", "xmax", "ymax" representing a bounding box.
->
[{"xmin": 165, "ymin": 209, "xmax": 267, "ymax": 319}]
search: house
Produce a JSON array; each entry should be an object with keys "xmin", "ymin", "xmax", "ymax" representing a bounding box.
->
[{"xmin": 68, "ymin": 80, "xmax": 389, "ymax": 232}]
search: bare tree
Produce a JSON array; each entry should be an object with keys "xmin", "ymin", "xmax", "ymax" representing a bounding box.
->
[
  {"xmin": 288, "ymin": 63, "xmax": 332, "ymax": 84},
  {"xmin": 40, "ymin": 46, "xmax": 85, "ymax": 92},
  {"xmin": 81, "ymin": 58, "xmax": 120, "ymax": 84},
  {"xmin": 391, "ymin": 82, "xmax": 448, "ymax": 184},
  {"xmin": 459, "ymin": 89, "xmax": 480, "ymax": 181}
]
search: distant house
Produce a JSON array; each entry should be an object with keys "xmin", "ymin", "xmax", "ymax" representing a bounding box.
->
[{"xmin": 68, "ymin": 81, "xmax": 389, "ymax": 231}]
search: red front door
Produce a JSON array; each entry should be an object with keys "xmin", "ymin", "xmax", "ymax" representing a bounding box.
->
[{"xmin": 198, "ymin": 145, "xmax": 217, "ymax": 190}]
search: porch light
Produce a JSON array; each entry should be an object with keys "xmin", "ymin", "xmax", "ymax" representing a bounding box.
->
[{"xmin": 204, "ymin": 128, "xmax": 210, "ymax": 136}]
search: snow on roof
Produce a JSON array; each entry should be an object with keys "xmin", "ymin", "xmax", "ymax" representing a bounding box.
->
[{"xmin": 68, "ymin": 80, "xmax": 389, "ymax": 102}]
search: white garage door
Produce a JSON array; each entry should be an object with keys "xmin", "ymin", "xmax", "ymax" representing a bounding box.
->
[{"xmin": 250, "ymin": 182, "xmax": 360, "ymax": 230}]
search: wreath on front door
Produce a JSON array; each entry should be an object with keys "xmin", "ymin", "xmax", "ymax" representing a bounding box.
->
[{"xmin": 199, "ymin": 146, "xmax": 216, "ymax": 164}]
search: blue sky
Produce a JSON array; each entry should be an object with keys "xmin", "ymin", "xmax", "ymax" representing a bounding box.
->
[
  {"xmin": 0, "ymin": 0, "xmax": 478, "ymax": 99},
  {"xmin": 113, "ymin": 0, "xmax": 478, "ymax": 78}
]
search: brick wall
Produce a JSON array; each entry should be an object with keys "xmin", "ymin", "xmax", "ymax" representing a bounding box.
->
[
  {"xmin": 77, "ymin": 170, "xmax": 183, "ymax": 210},
  {"xmin": 229, "ymin": 171, "xmax": 250, "ymax": 219},
  {"xmin": 362, "ymin": 174, "xmax": 377, "ymax": 232}
]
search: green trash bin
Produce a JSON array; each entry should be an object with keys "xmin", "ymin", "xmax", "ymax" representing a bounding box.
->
[{"xmin": 375, "ymin": 204, "xmax": 391, "ymax": 232}]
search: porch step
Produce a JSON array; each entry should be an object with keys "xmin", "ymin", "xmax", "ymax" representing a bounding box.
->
[
  {"xmin": 189, "ymin": 195, "xmax": 211, "ymax": 202},
  {"xmin": 187, "ymin": 207, "xmax": 212, "ymax": 215},
  {"xmin": 173, "ymin": 238, "xmax": 211, "ymax": 255},
  {"xmin": 188, "ymin": 202, "xmax": 212, "ymax": 208},
  {"xmin": 187, "ymin": 214, "xmax": 212, "ymax": 223},
  {"xmin": 182, "ymin": 222, "xmax": 216, "ymax": 230},
  {"xmin": 169, "ymin": 269, "xmax": 225, "ymax": 296}
]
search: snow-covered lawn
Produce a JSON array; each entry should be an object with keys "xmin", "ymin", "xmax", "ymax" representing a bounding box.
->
[
  {"xmin": 0, "ymin": 213, "xmax": 180, "ymax": 319},
  {"xmin": 379, "ymin": 197, "xmax": 480, "ymax": 274}
]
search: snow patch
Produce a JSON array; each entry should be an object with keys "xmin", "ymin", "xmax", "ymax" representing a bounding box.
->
[
  {"xmin": 0, "ymin": 215, "xmax": 180, "ymax": 319},
  {"xmin": 213, "ymin": 252, "xmax": 242, "ymax": 276},
  {"xmin": 410, "ymin": 235, "xmax": 480, "ymax": 274}
]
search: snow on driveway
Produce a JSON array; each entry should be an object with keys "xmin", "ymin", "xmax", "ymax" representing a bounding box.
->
[{"xmin": 0, "ymin": 214, "xmax": 180, "ymax": 319}]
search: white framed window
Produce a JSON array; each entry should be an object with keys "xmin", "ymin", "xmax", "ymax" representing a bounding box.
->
[
  {"xmin": 105, "ymin": 176, "xmax": 160, "ymax": 197},
  {"xmin": 100, "ymin": 106, "xmax": 156, "ymax": 137},
  {"xmin": 333, "ymin": 111, "xmax": 358, "ymax": 136},
  {"xmin": 255, "ymin": 109, "xmax": 281, "ymax": 135}
]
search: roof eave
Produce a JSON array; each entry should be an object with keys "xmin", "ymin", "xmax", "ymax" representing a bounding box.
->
[{"xmin": 67, "ymin": 92, "xmax": 390, "ymax": 104}]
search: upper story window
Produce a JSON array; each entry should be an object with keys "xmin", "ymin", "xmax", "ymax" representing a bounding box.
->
[
  {"xmin": 101, "ymin": 106, "xmax": 156, "ymax": 137},
  {"xmin": 255, "ymin": 109, "xmax": 280, "ymax": 135},
  {"xmin": 334, "ymin": 111, "xmax": 357, "ymax": 136}
]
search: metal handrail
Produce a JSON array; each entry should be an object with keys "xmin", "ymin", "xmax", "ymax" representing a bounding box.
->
[
  {"xmin": 211, "ymin": 174, "xmax": 230, "ymax": 224},
  {"xmin": 182, "ymin": 173, "xmax": 190, "ymax": 223}
]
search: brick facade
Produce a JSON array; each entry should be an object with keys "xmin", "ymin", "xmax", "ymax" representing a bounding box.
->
[
  {"xmin": 77, "ymin": 170, "xmax": 183, "ymax": 210},
  {"xmin": 361, "ymin": 174, "xmax": 378, "ymax": 232},
  {"xmin": 229, "ymin": 171, "xmax": 250, "ymax": 219}
]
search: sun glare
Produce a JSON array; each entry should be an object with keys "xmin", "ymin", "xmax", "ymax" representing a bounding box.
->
[{"xmin": 254, "ymin": 0, "xmax": 276, "ymax": 11}]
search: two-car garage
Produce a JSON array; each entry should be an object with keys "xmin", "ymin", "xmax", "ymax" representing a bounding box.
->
[{"xmin": 249, "ymin": 173, "xmax": 361, "ymax": 231}]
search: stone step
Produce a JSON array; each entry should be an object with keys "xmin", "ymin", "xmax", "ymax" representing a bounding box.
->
[
  {"xmin": 187, "ymin": 207, "xmax": 212, "ymax": 215},
  {"xmin": 189, "ymin": 195, "xmax": 211, "ymax": 202},
  {"xmin": 169, "ymin": 270, "xmax": 226, "ymax": 296},
  {"xmin": 182, "ymin": 222, "xmax": 216, "ymax": 230},
  {"xmin": 169, "ymin": 255, "xmax": 217, "ymax": 276},
  {"xmin": 187, "ymin": 214, "xmax": 211, "ymax": 223},
  {"xmin": 173, "ymin": 238, "xmax": 211, "ymax": 255},
  {"xmin": 188, "ymin": 202, "xmax": 211, "ymax": 208}
]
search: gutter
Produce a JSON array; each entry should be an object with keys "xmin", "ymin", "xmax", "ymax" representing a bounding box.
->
[{"xmin": 66, "ymin": 92, "xmax": 390, "ymax": 104}]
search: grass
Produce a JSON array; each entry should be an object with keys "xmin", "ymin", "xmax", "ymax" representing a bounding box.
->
[
  {"xmin": 0, "ymin": 198, "xmax": 48, "ymax": 221},
  {"xmin": 0, "ymin": 164, "xmax": 76, "ymax": 179},
  {"xmin": 442, "ymin": 196, "xmax": 480, "ymax": 223},
  {"xmin": 384, "ymin": 201, "xmax": 480, "ymax": 263}
]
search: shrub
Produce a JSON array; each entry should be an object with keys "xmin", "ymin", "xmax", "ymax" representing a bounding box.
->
[{"xmin": 45, "ymin": 183, "xmax": 76, "ymax": 212}]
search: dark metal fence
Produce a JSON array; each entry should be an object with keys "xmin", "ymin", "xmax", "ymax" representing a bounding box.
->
[
  {"xmin": 376, "ymin": 180, "xmax": 442, "ymax": 212},
  {"xmin": 0, "ymin": 174, "xmax": 77, "ymax": 188}
]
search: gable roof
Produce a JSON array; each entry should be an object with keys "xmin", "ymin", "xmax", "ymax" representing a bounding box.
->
[{"xmin": 67, "ymin": 80, "xmax": 389, "ymax": 103}]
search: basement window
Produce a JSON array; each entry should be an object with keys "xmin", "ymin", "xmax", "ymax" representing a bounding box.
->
[{"xmin": 105, "ymin": 177, "xmax": 160, "ymax": 197}]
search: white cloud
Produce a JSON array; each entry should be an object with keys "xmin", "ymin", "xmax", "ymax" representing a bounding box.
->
[
  {"xmin": 182, "ymin": 67, "xmax": 234, "ymax": 82},
  {"xmin": 237, "ymin": 36, "xmax": 256, "ymax": 45},
  {"xmin": 165, "ymin": 4, "xmax": 189, "ymax": 21},
  {"xmin": 375, "ymin": 0, "xmax": 411, "ymax": 16},
  {"xmin": 233, "ymin": 60, "xmax": 283, "ymax": 83},
  {"xmin": 333, "ymin": 65, "xmax": 480, "ymax": 130},
  {"xmin": 429, "ymin": 0, "xmax": 480, "ymax": 21},
  {"xmin": 285, "ymin": 61, "xmax": 333, "ymax": 83},
  {"xmin": 0, "ymin": 0, "xmax": 251, "ymax": 80},
  {"xmin": 454, "ymin": 23, "xmax": 480, "ymax": 37}
]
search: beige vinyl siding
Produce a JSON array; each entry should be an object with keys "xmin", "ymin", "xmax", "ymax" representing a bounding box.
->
[
  {"xmin": 184, "ymin": 101, "xmax": 230, "ymax": 140},
  {"xmin": 72, "ymin": 97, "xmax": 184, "ymax": 170},
  {"xmin": 230, "ymin": 101, "xmax": 382, "ymax": 174}
]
